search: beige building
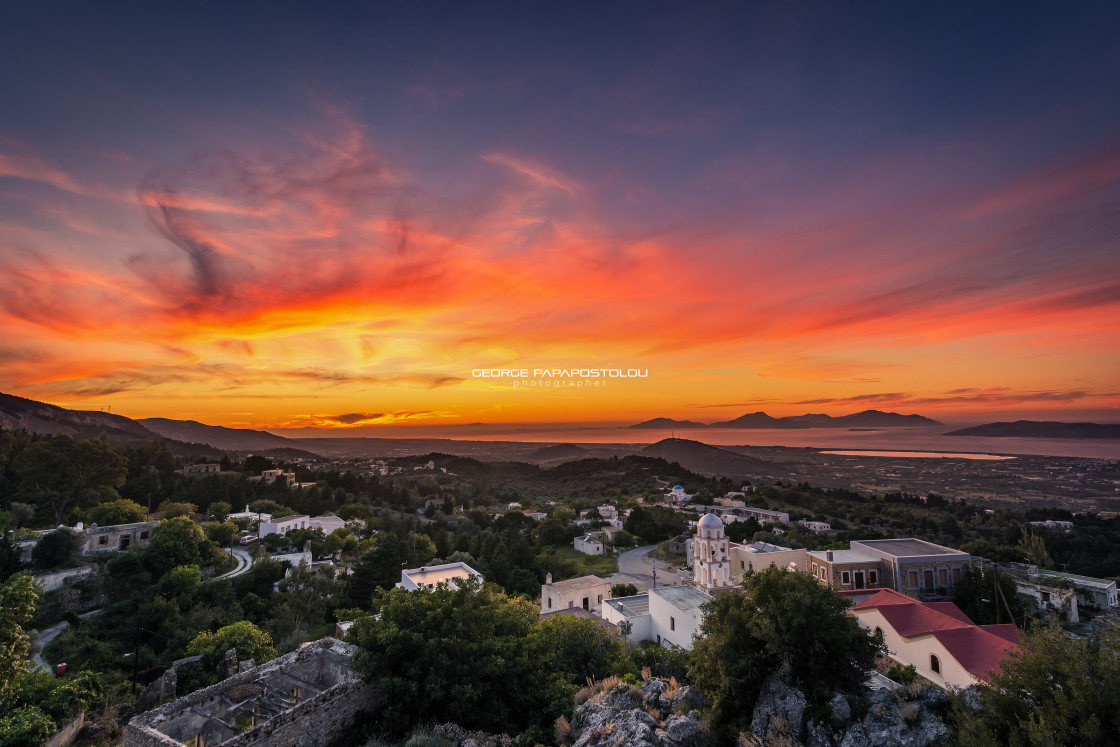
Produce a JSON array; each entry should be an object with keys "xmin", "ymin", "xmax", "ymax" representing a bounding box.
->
[
  {"xmin": 398, "ymin": 562, "xmax": 482, "ymax": 591},
  {"xmin": 692, "ymin": 513, "xmax": 734, "ymax": 592},
  {"xmin": 540, "ymin": 573, "xmax": 611, "ymax": 614},
  {"xmin": 850, "ymin": 589, "xmax": 1019, "ymax": 690}
]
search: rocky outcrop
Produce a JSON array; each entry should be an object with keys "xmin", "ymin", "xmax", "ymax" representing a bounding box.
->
[
  {"xmin": 747, "ymin": 678, "xmax": 951, "ymax": 747},
  {"xmin": 567, "ymin": 677, "xmax": 709, "ymax": 747}
]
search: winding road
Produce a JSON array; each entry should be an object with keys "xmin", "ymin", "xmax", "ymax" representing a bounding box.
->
[
  {"xmin": 610, "ymin": 544, "xmax": 686, "ymax": 592},
  {"xmin": 213, "ymin": 546, "xmax": 254, "ymax": 581}
]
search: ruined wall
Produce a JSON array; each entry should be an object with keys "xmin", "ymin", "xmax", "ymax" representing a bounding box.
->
[{"xmin": 124, "ymin": 639, "xmax": 374, "ymax": 747}]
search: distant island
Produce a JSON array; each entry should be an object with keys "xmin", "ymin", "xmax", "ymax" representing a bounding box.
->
[
  {"xmin": 945, "ymin": 421, "xmax": 1120, "ymax": 439},
  {"xmin": 628, "ymin": 417, "xmax": 708, "ymax": 429},
  {"xmin": 629, "ymin": 409, "xmax": 942, "ymax": 429}
]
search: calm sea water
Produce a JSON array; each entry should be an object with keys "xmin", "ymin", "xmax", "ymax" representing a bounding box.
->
[{"xmin": 293, "ymin": 425, "xmax": 1120, "ymax": 459}]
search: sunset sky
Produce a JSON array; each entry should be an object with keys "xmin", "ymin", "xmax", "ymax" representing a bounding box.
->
[{"xmin": 2, "ymin": 2, "xmax": 1119, "ymax": 431}]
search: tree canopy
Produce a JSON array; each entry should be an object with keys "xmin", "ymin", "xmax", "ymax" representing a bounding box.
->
[
  {"xmin": 350, "ymin": 577, "xmax": 572, "ymax": 739},
  {"xmin": 954, "ymin": 622, "xmax": 1120, "ymax": 746},
  {"xmin": 186, "ymin": 621, "xmax": 277, "ymax": 670},
  {"xmin": 689, "ymin": 566, "xmax": 884, "ymax": 739}
]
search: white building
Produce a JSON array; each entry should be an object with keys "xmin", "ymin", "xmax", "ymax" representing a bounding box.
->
[
  {"xmin": 736, "ymin": 506, "xmax": 790, "ymax": 524},
  {"xmin": 692, "ymin": 513, "xmax": 734, "ymax": 592},
  {"xmin": 540, "ymin": 573, "xmax": 612, "ymax": 614},
  {"xmin": 601, "ymin": 585, "xmax": 710, "ymax": 650},
  {"xmin": 798, "ymin": 520, "xmax": 832, "ymax": 533},
  {"xmin": 574, "ymin": 535, "xmax": 606, "ymax": 555},
  {"xmin": 1029, "ymin": 520, "xmax": 1073, "ymax": 531},
  {"xmin": 228, "ymin": 505, "xmax": 272, "ymax": 523},
  {"xmin": 648, "ymin": 585, "xmax": 710, "ymax": 649},
  {"xmin": 1032, "ymin": 570, "xmax": 1117, "ymax": 610},
  {"xmin": 310, "ymin": 515, "xmax": 347, "ymax": 534},
  {"xmin": 666, "ymin": 485, "xmax": 691, "ymax": 504},
  {"xmin": 398, "ymin": 562, "xmax": 483, "ymax": 591},
  {"xmin": 258, "ymin": 515, "xmax": 311, "ymax": 538},
  {"xmin": 597, "ymin": 505, "xmax": 619, "ymax": 521}
]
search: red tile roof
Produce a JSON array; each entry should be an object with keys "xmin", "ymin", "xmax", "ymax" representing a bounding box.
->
[{"xmin": 851, "ymin": 587, "xmax": 1020, "ymax": 682}]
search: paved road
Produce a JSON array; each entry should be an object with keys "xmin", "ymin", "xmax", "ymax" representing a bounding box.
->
[
  {"xmin": 31, "ymin": 609, "xmax": 102, "ymax": 672},
  {"xmin": 213, "ymin": 547, "xmax": 254, "ymax": 581},
  {"xmin": 610, "ymin": 544, "xmax": 686, "ymax": 592}
]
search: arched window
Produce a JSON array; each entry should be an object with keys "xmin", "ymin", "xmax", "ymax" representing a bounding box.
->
[{"xmin": 930, "ymin": 654, "xmax": 941, "ymax": 675}]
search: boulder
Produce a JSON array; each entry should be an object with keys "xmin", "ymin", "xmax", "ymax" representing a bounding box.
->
[
  {"xmin": 659, "ymin": 713, "xmax": 706, "ymax": 746},
  {"xmin": 750, "ymin": 676, "xmax": 807, "ymax": 743},
  {"xmin": 829, "ymin": 693, "xmax": 851, "ymax": 729},
  {"xmin": 806, "ymin": 720, "xmax": 835, "ymax": 747},
  {"xmin": 670, "ymin": 684, "xmax": 707, "ymax": 713}
]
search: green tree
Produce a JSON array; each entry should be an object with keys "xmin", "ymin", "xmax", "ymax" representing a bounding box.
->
[
  {"xmin": 31, "ymin": 528, "xmax": 83, "ymax": 569},
  {"xmin": 611, "ymin": 583, "xmax": 638, "ymax": 597},
  {"xmin": 13, "ymin": 436, "xmax": 128, "ymax": 524},
  {"xmin": 156, "ymin": 565, "xmax": 203, "ymax": 608},
  {"xmin": 145, "ymin": 517, "xmax": 219, "ymax": 577},
  {"xmin": 89, "ymin": 498, "xmax": 147, "ymax": 525},
  {"xmin": 208, "ymin": 501, "xmax": 232, "ymax": 522},
  {"xmin": 202, "ymin": 520, "xmax": 238, "ymax": 547},
  {"xmin": 539, "ymin": 613, "xmax": 625, "ymax": 684},
  {"xmin": 953, "ymin": 566, "xmax": 1026, "ymax": 626},
  {"xmin": 953, "ymin": 623, "xmax": 1120, "ymax": 745},
  {"xmin": 350, "ymin": 577, "xmax": 572, "ymax": 738},
  {"xmin": 689, "ymin": 567, "xmax": 884, "ymax": 740},
  {"xmin": 156, "ymin": 501, "xmax": 197, "ymax": 519},
  {"xmin": 186, "ymin": 621, "xmax": 277, "ymax": 670},
  {"xmin": 534, "ymin": 517, "xmax": 568, "ymax": 546},
  {"xmin": 1017, "ymin": 527, "xmax": 1053, "ymax": 569},
  {"xmin": 0, "ymin": 572, "xmax": 39, "ymax": 707},
  {"xmin": 0, "ymin": 706, "xmax": 54, "ymax": 747}
]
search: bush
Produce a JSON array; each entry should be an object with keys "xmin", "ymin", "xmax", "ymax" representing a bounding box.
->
[
  {"xmin": 886, "ymin": 663, "xmax": 917, "ymax": 685},
  {"xmin": 0, "ymin": 707, "xmax": 55, "ymax": 747}
]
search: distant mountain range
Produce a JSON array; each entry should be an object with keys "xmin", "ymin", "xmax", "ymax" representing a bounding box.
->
[
  {"xmin": 945, "ymin": 421, "xmax": 1120, "ymax": 439},
  {"xmin": 630, "ymin": 410, "xmax": 942, "ymax": 429},
  {"xmin": 139, "ymin": 417, "xmax": 293, "ymax": 451}
]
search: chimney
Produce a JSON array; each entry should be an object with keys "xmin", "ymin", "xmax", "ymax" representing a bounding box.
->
[
  {"xmin": 826, "ymin": 550, "xmax": 833, "ymax": 562},
  {"xmin": 545, "ymin": 572, "xmax": 553, "ymax": 585}
]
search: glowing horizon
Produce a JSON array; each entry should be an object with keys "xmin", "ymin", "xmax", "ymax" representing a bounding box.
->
[{"xmin": 2, "ymin": 4, "xmax": 1119, "ymax": 430}]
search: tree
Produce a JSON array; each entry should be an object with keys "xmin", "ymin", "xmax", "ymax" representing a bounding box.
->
[
  {"xmin": 539, "ymin": 613, "xmax": 625, "ymax": 684},
  {"xmin": 156, "ymin": 501, "xmax": 197, "ymax": 519},
  {"xmin": 534, "ymin": 517, "xmax": 568, "ymax": 546},
  {"xmin": 208, "ymin": 501, "xmax": 232, "ymax": 522},
  {"xmin": 202, "ymin": 520, "xmax": 238, "ymax": 547},
  {"xmin": 1017, "ymin": 527, "xmax": 1053, "ymax": 569},
  {"xmin": 186, "ymin": 621, "xmax": 276, "ymax": 670},
  {"xmin": 953, "ymin": 566, "xmax": 1026, "ymax": 626},
  {"xmin": 145, "ymin": 517, "xmax": 219, "ymax": 577},
  {"xmin": 31, "ymin": 528, "xmax": 83, "ymax": 569},
  {"xmin": 0, "ymin": 572, "xmax": 39, "ymax": 707},
  {"xmin": 953, "ymin": 623, "xmax": 1120, "ymax": 745},
  {"xmin": 689, "ymin": 567, "xmax": 884, "ymax": 740},
  {"xmin": 611, "ymin": 582, "xmax": 638, "ymax": 597},
  {"xmin": 351, "ymin": 577, "xmax": 572, "ymax": 738},
  {"xmin": 13, "ymin": 436, "xmax": 128, "ymax": 524},
  {"xmin": 156, "ymin": 565, "xmax": 203, "ymax": 608},
  {"xmin": 89, "ymin": 498, "xmax": 147, "ymax": 525}
]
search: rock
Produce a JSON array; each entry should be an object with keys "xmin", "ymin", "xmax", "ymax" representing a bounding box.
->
[
  {"xmin": 670, "ymin": 685, "xmax": 707, "ymax": 713},
  {"xmin": 750, "ymin": 676, "xmax": 807, "ymax": 744},
  {"xmin": 806, "ymin": 720, "xmax": 834, "ymax": 747},
  {"xmin": 829, "ymin": 693, "xmax": 851, "ymax": 729},
  {"xmin": 861, "ymin": 691, "xmax": 949, "ymax": 746},
  {"xmin": 660, "ymin": 713, "xmax": 705, "ymax": 746},
  {"xmin": 839, "ymin": 724, "xmax": 870, "ymax": 747}
]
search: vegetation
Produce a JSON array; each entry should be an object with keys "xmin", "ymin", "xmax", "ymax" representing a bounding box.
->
[
  {"xmin": 689, "ymin": 567, "xmax": 885, "ymax": 740},
  {"xmin": 953, "ymin": 623, "xmax": 1120, "ymax": 745},
  {"xmin": 350, "ymin": 577, "xmax": 573, "ymax": 740}
]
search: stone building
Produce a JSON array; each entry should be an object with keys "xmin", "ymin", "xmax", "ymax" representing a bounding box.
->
[
  {"xmin": 692, "ymin": 513, "xmax": 733, "ymax": 592},
  {"xmin": 806, "ymin": 549, "xmax": 885, "ymax": 592},
  {"xmin": 124, "ymin": 638, "xmax": 370, "ymax": 747},
  {"xmin": 849, "ymin": 539, "xmax": 972, "ymax": 600},
  {"xmin": 81, "ymin": 521, "xmax": 159, "ymax": 555},
  {"xmin": 540, "ymin": 573, "xmax": 611, "ymax": 614}
]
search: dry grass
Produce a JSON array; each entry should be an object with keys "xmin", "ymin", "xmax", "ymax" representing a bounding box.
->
[
  {"xmin": 554, "ymin": 715, "xmax": 571, "ymax": 745},
  {"xmin": 649, "ymin": 708, "xmax": 661, "ymax": 724},
  {"xmin": 574, "ymin": 686, "xmax": 595, "ymax": 706},
  {"xmin": 598, "ymin": 675, "xmax": 622, "ymax": 693},
  {"xmin": 899, "ymin": 702, "xmax": 920, "ymax": 725},
  {"xmin": 601, "ymin": 720, "xmax": 614, "ymax": 736},
  {"xmin": 641, "ymin": 666, "xmax": 652, "ymax": 682},
  {"xmin": 664, "ymin": 676, "xmax": 682, "ymax": 700}
]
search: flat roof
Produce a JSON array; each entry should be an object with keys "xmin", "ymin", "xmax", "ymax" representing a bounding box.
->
[
  {"xmin": 854, "ymin": 539, "xmax": 966, "ymax": 557},
  {"xmin": 547, "ymin": 575, "xmax": 609, "ymax": 592},
  {"xmin": 809, "ymin": 549, "xmax": 880, "ymax": 563},
  {"xmin": 1035, "ymin": 571, "xmax": 1116, "ymax": 590},
  {"xmin": 605, "ymin": 594, "xmax": 650, "ymax": 618},
  {"xmin": 403, "ymin": 562, "xmax": 480, "ymax": 587},
  {"xmin": 651, "ymin": 584, "xmax": 711, "ymax": 611}
]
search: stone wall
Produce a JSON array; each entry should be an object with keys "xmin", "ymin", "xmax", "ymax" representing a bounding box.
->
[
  {"xmin": 124, "ymin": 638, "xmax": 374, "ymax": 747},
  {"xmin": 33, "ymin": 565, "xmax": 98, "ymax": 593}
]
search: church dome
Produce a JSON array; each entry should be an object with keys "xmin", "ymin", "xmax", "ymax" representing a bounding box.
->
[{"xmin": 697, "ymin": 513, "xmax": 723, "ymax": 530}]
